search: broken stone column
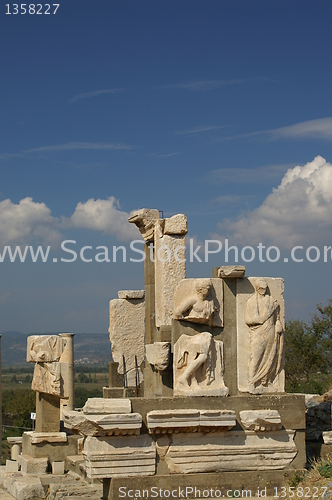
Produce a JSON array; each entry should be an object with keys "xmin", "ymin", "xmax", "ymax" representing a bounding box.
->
[
  {"xmin": 109, "ymin": 290, "xmax": 145, "ymax": 389},
  {"xmin": 35, "ymin": 393, "xmax": 61, "ymax": 433},
  {"xmin": 59, "ymin": 333, "xmax": 75, "ymax": 413},
  {"xmin": 129, "ymin": 209, "xmax": 187, "ymax": 398},
  {"xmin": 154, "ymin": 215, "xmax": 187, "ymax": 327},
  {"xmin": 27, "ymin": 334, "xmax": 69, "ymax": 432}
]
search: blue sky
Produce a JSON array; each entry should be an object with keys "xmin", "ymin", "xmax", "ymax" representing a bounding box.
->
[{"xmin": 1, "ymin": 0, "xmax": 332, "ymax": 334}]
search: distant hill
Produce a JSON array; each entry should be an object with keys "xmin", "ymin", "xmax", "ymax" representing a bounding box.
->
[{"xmin": 0, "ymin": 331, "xmax": 111, "ymax": 365}]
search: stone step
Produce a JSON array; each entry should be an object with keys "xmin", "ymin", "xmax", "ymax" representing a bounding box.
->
[
  {"xmin": 0, "ymin": 487, "xmax": 16, "ymax": 499},
  {"xmin": 48, "ymin": 481, "xmax": 102, "ymax": 500}
]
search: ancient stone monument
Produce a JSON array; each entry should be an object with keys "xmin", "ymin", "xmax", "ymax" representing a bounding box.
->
[
  {"xmin": 1, "ymin": 210, "xmax": 307, "ymax": 500},
  {"xmin": 97, "ymin": 209, "xmax": 305, "ymax": 498}
]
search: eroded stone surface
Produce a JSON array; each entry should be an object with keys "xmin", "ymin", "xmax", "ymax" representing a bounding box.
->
[
  {"xmin": 128, "ymin": 208, "xmax": 159, "ymax": 243},
  {"xmin": 63, "ymin": 410, "xmax": 142, "ymax": 436},
  {"xmin": 147, "ymin": 409, "xmax": 236, "ymax": 434},
  {"xmin": 164, "ymin": 214, "xmax": 188, "ymax": 235},
  {"xmin": 7, "ymin": 475, "xmax": 45, "ymax": 500},
  {"xmin": 154, "ymin": 218, "xmax": 186, "ymax": 327},
  {"xmin": 218, "ymin": 265, "xmax": 246, "ymax": 278},
  {"xmin": 118, "ymin": 290, "xmax": 145, "ymax": 300},
  {"xmin": 17, "ymin": 455, "xmax": 48, "ymax": 474},
  {"xmin": 161, "ymin": 430, "xmax": 297, "ymax": 474},
  {"xmin": 174, "ymin": 278, "xmax": 223, "ymax": 327},
  {"xmin": 109, "ymin": 296, "xmax": 145, "ymax": 387},
  {"xmin": 145, "ymin": 342, "xmax": 170, "ymax": 371},
  {"xmin": 83, "ymin": 398, "xmax": 131, "ymax": 414},
  {"xmin": 174, "ymin": 333, "xmax": 228, "ymax": 396},
  {"xmin": 27, "ymin": 335, "xmax": 68, "ymax": 398},
  {"xmin": 27, "ymin": 336, "xmax": 66, "ymax": 363},
  {"xmin": 322, "ymin": 431, "xmax": 332, "ymax": 444},
  {"xmin": 83, "ymin": 434, "xmax": 156, "ymax": 478},
  {"xmin": 24, "ymin": 432, "xmax": 67, "ymax": 444},
  {"xmin": 237, "ymin": 277, "xmax": 285, "ymax": 394},
  {"xmin": 239, "ymin": 410, "xmax": 282, "ymax": 431}
]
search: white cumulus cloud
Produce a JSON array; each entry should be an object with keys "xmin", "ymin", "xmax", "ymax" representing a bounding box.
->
[
  {"xmin": 0, "ymin": 197, "xmax": 61, "ymax": 247},
  {"xmin": 216, "ymin": 156, "xmax": 332, "ymax": 249},
  {"xmin": 67, "ymin": 196, "xmax": 137, "ymax": 241},
  {"xmin": 0, "ymin": 196, "xmax": 137, "ymax": 247}
]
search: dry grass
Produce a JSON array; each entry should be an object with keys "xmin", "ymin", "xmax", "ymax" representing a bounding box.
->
[{"xmin": 283, "ymin": 456, "xmax": 332, "ymax": 499}]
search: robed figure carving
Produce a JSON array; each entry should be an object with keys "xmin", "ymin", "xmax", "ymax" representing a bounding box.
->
[{"xmin": 245, "ymin": 279, "xmax": 284, "ymax": 394}]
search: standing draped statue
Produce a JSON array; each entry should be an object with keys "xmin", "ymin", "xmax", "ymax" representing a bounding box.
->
[{"xmin": 245, "ymin": 279, "xmax": 284, "ymax": 394}]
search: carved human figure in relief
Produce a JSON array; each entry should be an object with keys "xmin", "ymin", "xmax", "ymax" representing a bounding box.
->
[
  {"xmin": 174, "ymin": 279, "xmax": 216, "ymax": 325},
  {"xmin": 176, "ymin": 332, "xmax": 214, "ymax": 389},
  {"xmin": 245, "ymin": 279, "xmax": 284, "ymax": 394}
]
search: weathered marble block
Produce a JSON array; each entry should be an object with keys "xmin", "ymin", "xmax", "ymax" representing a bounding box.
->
[
  {"xmin": 217, "ymin": 265, "xmax": 246, "ymax": 278},
  {"xmin": 63, "ymin": 410, "xmax": 142, "ymax": 436},
  {"xmin": 155, "ymin": 216, "xmax": 187, "ymax": 327},
  {"xmin": 128, "ymin": 208, "xmax": 159, "ymax": 243},
  {"xmin": 157, "ymin": 429, "xmax": 297, "ymax": 474},
  {"xmin": 147, "ymin": 409, "xmax": 236, "ymax": 434},
  {"xmin": 83, "ymin": 398, "xmax": 132, "ymax": 414},
  {"xmin": 174, "ymin": 332, "xmax": 228, "ymax": 396},
  {"xmin": 237, "ymin": 277, "xmax": 285, "ymax": 394},
  {"xmin": 239, "ymin": 410, "xmax": 282, "ymax": 431},
  {"xmin": 322, "ymin": 431, "xmax": 332, "ymax": 444},
  {"xmin": 83, "ymin": 434, "xmax": 156, "ymax": 479},
  {"xmin": 145, "ymin": 342, "xmax": 171, "ymax": 371},
  {"xmin": 27, "ymin": 335, "xmax": 67, "ymax": 363},
  {"xmin": 174, "ymin": 278, "xmax": 223, "ymax": 327},
  {"xmin": 109, "ymin": 292, "xmax": 145, "ymax": 388},
  {"xmin": 118, "ymin": 290, "xmax": 145, "ymax": 300},
  {"xmin": 27, "ymin": 335, "xmax": 69, "ymax": 398},
  {"xmin": 24, "ymin": 431, "xmax": 67, "ymax": 444}
]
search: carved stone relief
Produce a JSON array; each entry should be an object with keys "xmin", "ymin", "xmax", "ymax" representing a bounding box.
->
[
  {"xmin": 128, "ymin": 208, "xmax": 159, "ymax": 243},
  {"xmin": 27, "ymin": 335, "xmax": 68, "ymax": 397},
  {"xmin": 174, "ymin": 332, "xmax": 228, "ymax": 396},
  {"xmin": 237, "ymin": 277, "xmax": 285, "ymax": 394},
  {"xmin": 27, "ymin": 335, "xmax": 67, "ymax": 363},
  {"xmin": 174, "ymin": 278, "xmax": 223, "ymax": 327}
]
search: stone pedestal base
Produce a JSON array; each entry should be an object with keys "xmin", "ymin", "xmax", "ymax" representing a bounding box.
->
[
  {"xmin": 36, "ymin": 392, "xmax": 60, "ymax": 432},
  {"xmin": 103, "ymin": 470, "xmax": 306, "ymax": 500},
  {"xmin": 22, "ymin": 431, "xmax": 80, "ymax": 462}
]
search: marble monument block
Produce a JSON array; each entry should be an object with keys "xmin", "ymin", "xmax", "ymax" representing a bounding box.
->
[
  {"xmin": 83, "ymin": 434, "xmax": 156, "ymax": 479},
  {"xmin": 239, "ymin": 410, "xmax": 282, "ymax": 431},
  {"xmin": 27, "ymin": 335, "xmax": 68, "ymax": 398},
  {"xmin": 174, "ymin": 278, "xmax": 223, "ymax": 327},
  {"xmin": 145, "ymin": 342, "xmax": 171, "ymax": 371},
  {"xmin": 174, "ymin": 332, "xmax": 228, "ymax": 396},
  {"xmin": 109, "ymin": 291, "xmax": 145, "ymax": 387},
  {"xmin": 237, "ymin": 277, "xmax": 285, "ymax": 394},
  {"xmin": 154, "ymin": 215, "xmax": 187, "ymax": 327},
  {"xmin": 158, "ymin": 429, "xmax": 297, "ymax": 474},
  {"xmin": 147, "ymin": 409, "xmax": 236, "ymax": 434},
  {"xmin": 128, "ymin": 208, "xmax": 159, "ymax": 243}
]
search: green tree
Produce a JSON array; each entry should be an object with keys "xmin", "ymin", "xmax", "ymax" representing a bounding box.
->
[
  {"xmin": 2, "ymin": 389, "xmax": 36, "ymax": 429},
  {"xmin": 285, "ymin": 300, "xmax": 332, "ymax": 386}
]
